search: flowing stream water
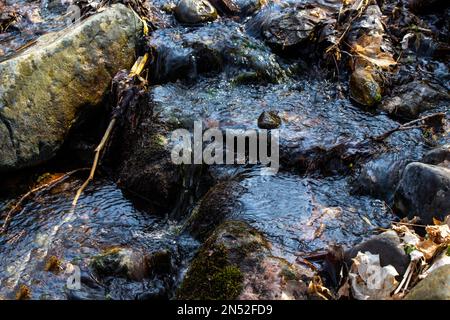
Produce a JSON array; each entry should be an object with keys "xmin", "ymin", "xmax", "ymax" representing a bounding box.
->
[{"xmin": 0, "ymin": 0, "xmax": 448, "ymax": 299}]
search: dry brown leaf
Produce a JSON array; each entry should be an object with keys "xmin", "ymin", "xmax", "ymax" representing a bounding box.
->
[
  {"xmin": 426, "ymin": 224, "xmax": 450, "ymax": 244},
  {"xmin": 433, "ymin": 217, "xmax": 443, "ymax": 225},
  {"xmin": 416, "ymin": 239, "xmax": 440, "ymax": 261},
  {"xmin": 307, "ymin": 275, "xmax": 334, "ymax": 300},
  {"xmin": 352, "ymin": 34, "xmax": 396, "ymax": 70}
]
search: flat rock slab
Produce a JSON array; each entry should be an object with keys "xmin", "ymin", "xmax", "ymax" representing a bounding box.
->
[{"xmin": 0, "ymin": 4, "xmax": 141, "ymax": 172}]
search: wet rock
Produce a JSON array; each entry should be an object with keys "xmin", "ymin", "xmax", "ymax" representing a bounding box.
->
[
  {"xmin": 209, "ymin": 0, "xmax": 266, "ymax": 17},
  {"xmin": 130, "ymin": 77, "xmax": 426, "ymax": 178},
  {"xmin": 405, "ymin": 265, "xmax": 450, "ymax": 300},
  {"xmin": 174, "ymin": 0, "xmax": 218, "ymax": 24},
  {"xmin": 381, "ymin": 81, "xmax": 449, "ymax": 119},
  {"xmin": 352, "ymin": 154, "xmax": 411, "ymax": 201},
  {"xmin": 177, "ymin": 220, "xmax": 314, "ymax": 300},
  {"xmin": 394, "ymin": 162, "xmax": 450, "ymax": 224},
  {"xmin": 422, "ymin": 144, "xmax": 450, "ymax": 168},
  {"xmin": 257, "ymin": 111, "xmax": 281, "ymax": 129},
  {"xmin": 349, "ymin": 69, "xmax": 382, "ymax": 107},
  {"xmin": 184, "ymin": 181, "xmax": 246, "ymax": 240},
  {"xmin": 90, "ymin": 248, "xmax": 150, "ymax": 281},
  {"xmin": 0, "ymin": 4, "xmax": 141, "ymax": 172},
  {"xmin": 344, "ymin": 231, "xmax": 410, "ymax": 276},
  {"xmin": 248, "ymin": 4, "xmax": 335, "ymax": 49},
  {"xmin": 148, "ymin": 22, "xmax": 285, "ymax": 83},
  {"xmin": 114, "ymin": 93, "xmax": 204, "ymax": 216}
]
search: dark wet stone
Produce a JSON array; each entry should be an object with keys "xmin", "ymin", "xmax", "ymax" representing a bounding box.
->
[
  {"xmin": 174, "ymin": 0, "xmax": 218, "ymax": 24},
  {"xmin": 184, "ymin": 181, "xmax": 246, "ymax": 240},
  {"xmin": 352, "ymin": 154, "xmax": 411, "ymax": 201},
  {"xmin": 248, "ymin": 4, "xmax": 335, "ymax": 49},
  {"xmin": 257, "ymin": 111, "xmax": 281, "ymax": 129},
  {"xmin": 422, "ymin": 144, "xmax": 450, "ymax": 167},
  {"xmin": 148, "ymin": 21, "xmax": 286, "ymax": 83},
  {"xmin": 113, "ymin": 93, "xmax": 205, "ymax": 216},
  {"xmin": 344, "ymin": 231, "xmax": 410, "ymax": 276},
  {"xmin": 405, "ymin": 265, "xmax": 450, "ymax": 300},
  {"xmin": 177, "ymin": 220, "xmax": 314, "ymax": 300},
  {"xmin": 209, "ymin": 0, "xmax": 265, "ymax": 17},
  {"xmin": 394, "ymin": 162, "xmax": 450, "ymax": 224},
  {"xmin": 90, "ymin": 248, "xmax": 149, "ymax": 281},
  {"xmin": 381, "ymin": 81, "xmax": 449, "ymax": 119}
]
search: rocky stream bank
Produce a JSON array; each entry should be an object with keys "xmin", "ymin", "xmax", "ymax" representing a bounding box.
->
[{"xmin": 0, "ymin": 0, "xmax": 449, "ymax": 300}]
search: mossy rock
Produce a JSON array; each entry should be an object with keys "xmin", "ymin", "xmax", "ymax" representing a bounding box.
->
[
  {"xmin": 177, "ymin": 220, "xmax": 268, "ymax": 299},
  {"xmin": 349, "ymin": 68, "xmax": 382, "ymax": 107},
  {"xmin": 178, "ymin": 220, "xmax": 315, "ymax": 300},
  {"xmin": 405, "ymin": 265, "xmax": 450, "ymax": 300},
  {"xmin": 0, "ymin": 4, "xmax": 141, "ymax": 171}
]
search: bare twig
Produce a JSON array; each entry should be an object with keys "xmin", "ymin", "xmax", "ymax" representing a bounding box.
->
[
  {"xmin": 394, "ymin": 260, "xmax": 414, "ymax": 295},
  {"xmin": 0, "ymin": 168, "xmax": 87, "ymax": 235},
  {"xmin": 371, "ymin": 113, "xmax": 445, "ymax": 142},
  {"xmin": 71, "ymin": 119, "xmax": 116, "ymax": 206},
  {"xmin": 71, "ymin": 57, "xmax": 149, "ymax": 208},
  {"xmin": 71, "ymin": 15, "xmax": 150, "ymax": 209}
]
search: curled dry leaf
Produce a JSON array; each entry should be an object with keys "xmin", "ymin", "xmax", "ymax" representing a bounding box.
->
[
  {"xmin": 348, "ymin": 251, "xmax": 399, "ymax": 300},
  {"xmin": 425, "ymin": 224, "xmax": 450, "ymax": 245},
  {"xmin": 352, "ymin": 34, "xmax": 397, "ymax": 70},
  {"xmin": 415, "ymin": 239, "xmax": 440, "ymax": 261},
  {"xmin": 307, "ymin": 275, "xmax": 334, "ymax": 300}
]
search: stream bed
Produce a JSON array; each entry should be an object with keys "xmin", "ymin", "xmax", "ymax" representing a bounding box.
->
[{"xmin": 0, "ymin": 0, "xmax": 448, "ymax": 300}]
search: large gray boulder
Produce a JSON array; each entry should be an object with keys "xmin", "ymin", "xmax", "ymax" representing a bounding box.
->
[
  {"xmin": 394, "ymin": 162, "xmax": 450, "ymax": 224},
  {"xmin": 0, "ymin": 4, "xmax": 142, "ymax": 172},
  {"xmin": 405, "ymin": 265, "xmax": 450, "ymax": 300}
]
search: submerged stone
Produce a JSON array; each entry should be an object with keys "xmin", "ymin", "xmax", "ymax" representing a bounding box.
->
[
  {"xmin": 248, "ymin": 4, "xmax": 335, "ymax": 49},
  {"xmin": 148, "ymin": 22, "xmax": 286, "ymax": 83}
]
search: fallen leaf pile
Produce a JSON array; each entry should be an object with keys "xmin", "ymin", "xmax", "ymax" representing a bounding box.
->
[{"xmin": 338, "ymin": 215, "xmax": 450, "ymax": 300}]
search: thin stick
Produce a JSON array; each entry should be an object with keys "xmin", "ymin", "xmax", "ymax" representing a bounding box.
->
[
  {"xmin": 394, "ymin": 260, "xmax": 413, "ymax": 295},
  {"xmin": 371, "ymin": 113, "xmax": 445, "ymax": 142},
  {"xmin": 402, "ymin": 262, "xmax": 415, "ymax": 293},
  {"xmin": 72, "ymin": 118, "xmax": 116, "ymax": 207},
  {"xmin": 0, "ymin": 168, "xmax": 87, "ymax": 234},
  {"xmin": 71, "ymin": 52, "xmax": 150, "ymax": 209}
]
